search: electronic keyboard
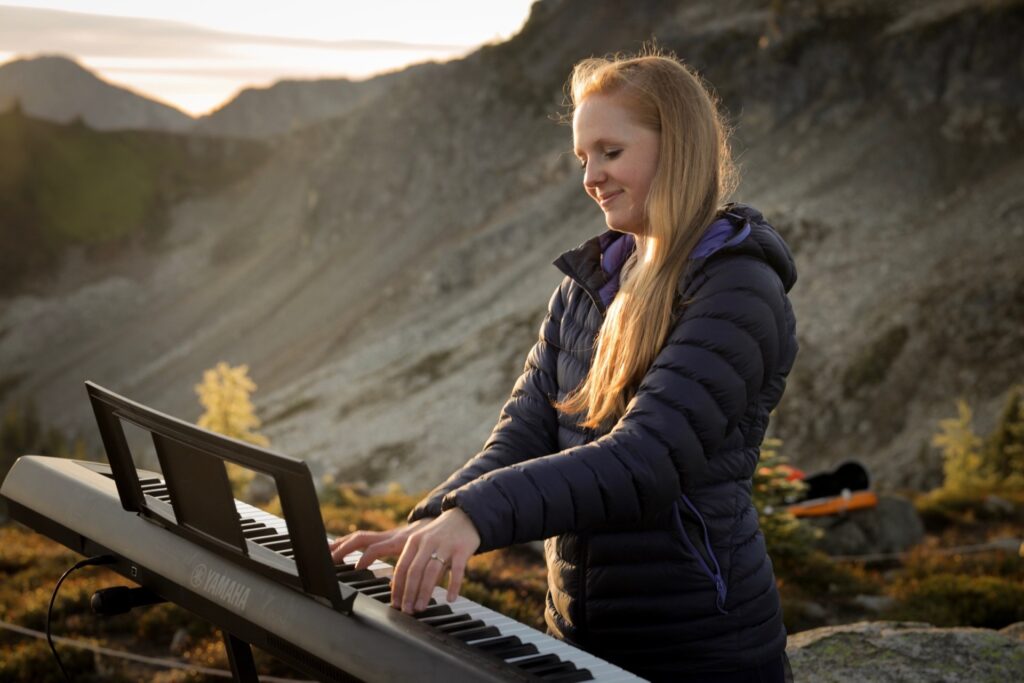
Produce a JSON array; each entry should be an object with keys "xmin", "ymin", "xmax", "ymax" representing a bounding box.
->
[{"xmin": 0, "ymin": 381, "xmax": 646, "ymax": 683}]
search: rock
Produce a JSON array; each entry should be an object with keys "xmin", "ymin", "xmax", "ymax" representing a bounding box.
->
[
  {"xmin": 851, "ymin": 594, "xmax": 897, "ymax": 613},
  {"xmin": 805, "ymin": 495, "xmax": 924, "ymax": 557},
  {"xmin": 1000, "ymin": 622, "xmax": 1024, "ymax": 643},
  {"xmin": 169, "ymin": 627, "xmax": 190, "ymax": 655},
  {"xmin": 787, "ymin": 621, "xmax": 1024, "ymax": 682},
  {"xmin": 982, "ymin": 494, "xmax": 1015, "ymax": 517}
]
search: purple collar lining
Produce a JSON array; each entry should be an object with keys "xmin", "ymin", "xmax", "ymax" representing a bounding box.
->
[{"xmin": 597, "ymin": 217, "xmax": 746, "ymax": 307}]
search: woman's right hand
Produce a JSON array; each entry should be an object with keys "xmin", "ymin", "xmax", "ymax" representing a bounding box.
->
[{"xmin": 329, "ymin": 518, "xmax": 432, "ymax": 570}]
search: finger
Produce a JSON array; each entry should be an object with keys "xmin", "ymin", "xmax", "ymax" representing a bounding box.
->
[
  {"xmin": 398, "ymin": 541, "xmax": 432, "ymax": 614},
  {"xmin": 356, "ymin": 536, "xmax": 406, "ymax": 570},
  {"xmin": 413, "ymin": 551, "xmax": 449, "ymax": 612},
  {"xmin": 329, "ymin": 530, "xmax": 380, "ymax": 563},
  {"xmin": 390, "ymin": 533, "xmax": 420, "ymax": 609},
  {"xmin": 447, "ymin": 552, "xmax": 468, "ymax": 603}
]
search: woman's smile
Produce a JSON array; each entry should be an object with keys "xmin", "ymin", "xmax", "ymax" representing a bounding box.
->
[{"xmin": 598, "ymin": 190, "xmax": 623, "ymax": 208}]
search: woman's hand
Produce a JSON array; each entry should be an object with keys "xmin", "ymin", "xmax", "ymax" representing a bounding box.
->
[
  {"xmin": 328, "ymin": 518, "xmax": 431, "ymax": 569},
  {"xmin": 390, "ymin": 508, "xmax": 481, "ymax": 614},
  {"xmin": 327, "ymin": 508, "xmax": 481, "ymax": 614}
]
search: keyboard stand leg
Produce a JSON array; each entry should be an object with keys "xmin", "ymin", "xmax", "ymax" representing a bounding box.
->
[{"xmin": 223, "ymin": 631, "xmax": 259, "ymax": 682}]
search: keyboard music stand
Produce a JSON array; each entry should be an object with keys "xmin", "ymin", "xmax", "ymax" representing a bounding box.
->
[{"xmin": 86, "ymin": 381, "xmax": 355, "ymax": 681}]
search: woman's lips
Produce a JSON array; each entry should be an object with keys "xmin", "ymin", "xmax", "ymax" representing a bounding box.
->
[{"xmin": 598, "ymin": 191, "xmax": 622, "ymax": 208}]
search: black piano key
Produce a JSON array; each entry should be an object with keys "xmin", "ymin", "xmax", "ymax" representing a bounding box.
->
[
  {"xmin": 511, "ymin": 654, "xmax": 561, "ymax": 672},
  {"xmin": 470, "ymin": 635, "xmax": 522, "ymax": 652},
  {"xmin": 420, "ymin": 613, "xmax": 473, "ymax": 628},
  {"xmin": 336, "ymin": 569, "xmax": 376, "ymax": 583},
  {"xmin": 263, "ymin": 539, "xmax": 293, "ymax": 552},
  {"xmin": 438, "ymin": 619, "xmax": 487, "ymax": 635},
  {"xmin": 348, "ymin": 577, "xmax": 391, "ymax": 591},
  {"xmin": 254, "ymin": 532, "xmax": 287, "ymax": 543},
  {"xmin": 542, "ymin": 669, "xmax": 594, "ymax": 682},
  {"xmin": 369, "ymin": 592, "xmax": 392, "ymax": 603},
  {"xmin": 333, "ymin": 563, "xmax": 356, "ymax": 572},
  {"xmin": 358, "ymin": 583, "xmax": 392, "ymax": 595},
  {"xmin": 451, "ymin": 626, "xmax": 501, "ymax": 642},
  {"xmin": 531, "ymin": 661, "xmax": 580, "ymax": 677},
  {"xmin": 412, "ymin": 604, "xmax": 452, "ymax": 618},
  {"xmin": 243, "ymin": 526, "xmax": 276, "ymax": 539},
  {"xmin": 491, "ymin": 643, "xmax": 539, "ymax": 660},
  {"xmin": 138, "ymin": 477, "xmax": 162, "ymax": 486}
]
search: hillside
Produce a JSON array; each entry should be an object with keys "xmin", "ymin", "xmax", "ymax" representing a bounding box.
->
[
  {"xmin": 192, "ymin": 72, "xmax": 403, "ymax": 138},
  {"xmin": 0, "ymin": 107, "xmax": 269, "ymax": 295},
  {"xmin": 0, "ymin": 0, "xmax": 1022, "ymax": 493},
  {"xmin": 0, "ymin": 55, "xmax": 193, "ymax": 132}
]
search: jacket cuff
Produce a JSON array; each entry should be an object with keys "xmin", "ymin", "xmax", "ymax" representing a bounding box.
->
[
  {"xmin": 407, "ymin": 496, "xmax": 443, "ymax": 523},
  {"xmin": 441, "ymin": 482, "xmax": 512, "ymax": 554}
]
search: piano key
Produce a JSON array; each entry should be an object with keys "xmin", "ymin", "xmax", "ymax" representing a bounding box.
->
[
  {"xmin": 438, "ymin": 618, "xmax": 487, "ymax": 634},
  {"xmin": 262, "ymin": 538, "xmax": 294, "ymax": 552},
  {"xmin": 243, "ymin": 526, "xmax": 277, "ymax": 539},
  {"xmin": 451, "ymin": 626, "xmax": 501, "ymax": 642},
  {"xmin": 421, "ymin": 613, "xmax": 474, "ymax": 628}
]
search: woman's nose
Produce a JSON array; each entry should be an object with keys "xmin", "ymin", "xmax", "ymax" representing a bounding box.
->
[{"xmin": 583, "ymin": 161, "xmax": 605, "ymax": 189}]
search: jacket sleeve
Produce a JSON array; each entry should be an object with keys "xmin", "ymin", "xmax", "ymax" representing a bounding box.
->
[
  {"xmin": 440, "ymin": 256, "xmax": 792, "ymax": 551},
  {"xmin": 407, "ymin": 281, "xmax": 566, "ymax": 522}
]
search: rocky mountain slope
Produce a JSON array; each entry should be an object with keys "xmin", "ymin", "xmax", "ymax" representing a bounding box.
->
[
  {"xmin": 191, "ymin": 71, "xmax": 404, "ymax": 138},
  {"xmin": 1, "ymin": 0, "xmax": 1022, "ymax": 493}
]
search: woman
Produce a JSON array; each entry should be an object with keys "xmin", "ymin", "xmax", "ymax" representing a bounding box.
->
[{"xmin": 331, "ymin": 51, "xmax": 797, "ymax": 682}]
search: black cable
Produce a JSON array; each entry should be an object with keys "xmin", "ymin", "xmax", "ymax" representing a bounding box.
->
[{"xmin": 46, "ymin": 555, "xmax": 116, "ymax": 682}]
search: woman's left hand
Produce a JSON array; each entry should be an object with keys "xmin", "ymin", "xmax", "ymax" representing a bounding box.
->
[{"xmin": 391, "ymin": 507, "xmax": 481, "ymax": 614}]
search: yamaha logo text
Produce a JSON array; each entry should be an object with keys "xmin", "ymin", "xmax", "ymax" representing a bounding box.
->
[{"xmin": 190, "ymin": 563, "xmax": 251, "ymax": 611}]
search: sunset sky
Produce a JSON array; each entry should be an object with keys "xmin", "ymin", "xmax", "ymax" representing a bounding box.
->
[{"xmin": 0, "ymin": 1, "xmax": 536, "ymax": 116}]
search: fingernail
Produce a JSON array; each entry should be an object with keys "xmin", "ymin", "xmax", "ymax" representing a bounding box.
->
[{"xmin": 415, "ymin": 601, "xmax": 425, "ymax": 612}]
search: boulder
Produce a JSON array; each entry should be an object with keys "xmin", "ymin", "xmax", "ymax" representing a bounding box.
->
[
  {"xmin": 787, "ymin": 621, "xmax": 1024, "ymax": 682},
  {"xmin": 804, "ymin": 495, "xmax": 924, "ymax": 557}
]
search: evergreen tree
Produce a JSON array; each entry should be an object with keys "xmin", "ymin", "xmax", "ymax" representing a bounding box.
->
[{"xmin": 984, "ymin": 386, "xmax": 1024, "ymax": 486}]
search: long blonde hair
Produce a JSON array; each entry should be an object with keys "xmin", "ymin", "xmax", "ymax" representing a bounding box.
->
[{"xmin": 554, "ymin": 51, "xmax": 738, "ymax": 430}]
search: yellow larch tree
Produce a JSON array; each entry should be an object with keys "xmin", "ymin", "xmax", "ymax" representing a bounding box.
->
[{"xmin": 195, "ymin": 362, "xmax": 269, "ymax": 447}]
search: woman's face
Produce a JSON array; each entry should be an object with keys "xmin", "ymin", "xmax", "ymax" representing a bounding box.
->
[{"xmin": 573, "ymin": 92, "xmax": 660, "ymax": 235}]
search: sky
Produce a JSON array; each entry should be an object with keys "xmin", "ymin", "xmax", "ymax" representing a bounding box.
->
[{"xmin": 0, "ymin": 1, "xmax": 537, "ymax": 116}]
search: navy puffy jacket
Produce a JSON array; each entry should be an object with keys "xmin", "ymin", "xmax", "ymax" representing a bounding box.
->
[{"xmin": 409, "ymin": 204, "xmax": 798, "ymax": 679}]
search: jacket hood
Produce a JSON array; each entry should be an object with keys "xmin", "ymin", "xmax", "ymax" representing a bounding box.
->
[{"xmin": 714, "ymin": 203, "xmax": 798, "ymax": 293}]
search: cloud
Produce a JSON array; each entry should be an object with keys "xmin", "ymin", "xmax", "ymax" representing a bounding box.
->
[{"xmin": 0, "ymin": 4, "xmax": 466, "ymax": 61}]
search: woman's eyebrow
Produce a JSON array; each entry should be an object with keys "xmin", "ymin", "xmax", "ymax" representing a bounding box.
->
[{"xmin": 573, "ymin": 137, "xmax": 620, "ymax": 155}]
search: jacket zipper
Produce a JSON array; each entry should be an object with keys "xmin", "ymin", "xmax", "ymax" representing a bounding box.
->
[
  {"xmin": 672, "ymin": 495, "xmax": 729, "ymax": 615},
  {"xmin": 577, "ymin": 532, "xmax": 589, "ymax": 640}
]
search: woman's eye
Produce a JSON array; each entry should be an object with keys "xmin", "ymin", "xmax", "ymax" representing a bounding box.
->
[
  {"xmin": 578, "ymin": 158, "xmax": 587, "ymax": 170},
  {"xmin": 604, "ymin": 149, "xmax": 621, "ymax": 160}
]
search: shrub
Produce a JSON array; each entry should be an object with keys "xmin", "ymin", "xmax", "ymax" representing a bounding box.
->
[
  {"xmin": 884, "ymin": 573, "xmax": 1024, "ymax": 628},
  {"xmin": 754, "ymin": 438, "xmax": 820, "ymax": 562}
]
